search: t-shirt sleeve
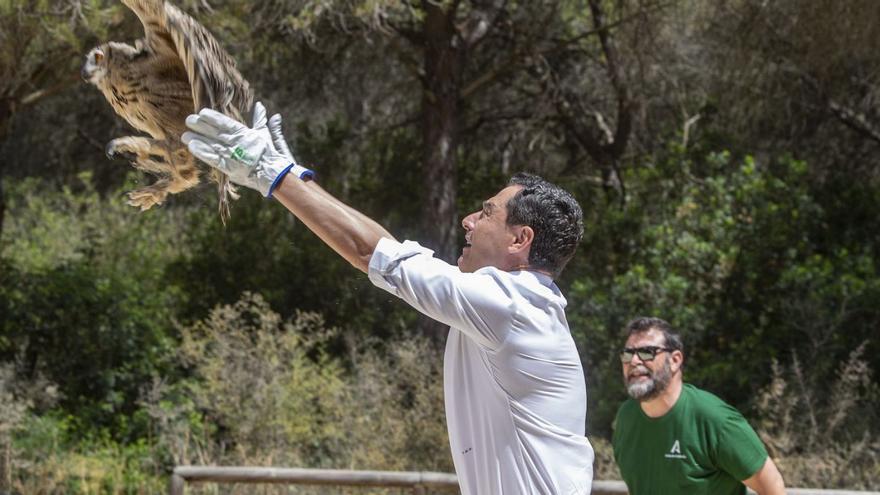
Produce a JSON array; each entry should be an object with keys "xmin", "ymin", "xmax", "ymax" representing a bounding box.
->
[
  {"xmin": 714, "ymin": 406, "xmax": 769, "ymax": 481},
  {"xmin": 368, "ymin": 237, "xmax": 514, "ymax": 348}
]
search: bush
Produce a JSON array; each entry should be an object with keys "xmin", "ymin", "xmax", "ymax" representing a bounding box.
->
[
  {"xmin": 145, "ymin": 292, "xmax": 450, "ymax": 476},
  {"xmin": 0, "ymin": 174, "xmax": 186, "ymax": 436},
  {"xmin": 565, "ymin": 148, "xmax": 880, "ymax": 438},
  {"xmin": 756, "ymin": 343, "xmax": 880, "ymax": 490},
  {"xmin": 9, "ymin": 414, "xmax": 164, "ymax": 494}
]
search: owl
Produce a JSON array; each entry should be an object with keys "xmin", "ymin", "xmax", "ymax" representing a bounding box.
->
[{"xmin": 82, "ymin": 0, "xmax": 252, "ymax": 219}]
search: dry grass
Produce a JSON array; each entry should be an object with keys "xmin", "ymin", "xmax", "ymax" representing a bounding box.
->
[
  {"xmin": 145, "ymin": 293, "xmax": 451, "ymax": 494},
  {"xmin": 756, "ymin": 342, "xmax": 880, "ymax": 490}
]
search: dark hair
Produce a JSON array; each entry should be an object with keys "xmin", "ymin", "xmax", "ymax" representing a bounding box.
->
[
  {"xmin": 506, "ymin": 172, "xmax": 584, "ymax": 277},
  {"xmin": 625, "ymin": 317, "xmax": 684, "ymax": 356}
]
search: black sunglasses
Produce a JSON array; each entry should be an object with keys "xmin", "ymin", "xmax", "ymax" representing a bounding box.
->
[{"xmin": 620, "ymin": 346, "xmax": 674, "ymax": 363}]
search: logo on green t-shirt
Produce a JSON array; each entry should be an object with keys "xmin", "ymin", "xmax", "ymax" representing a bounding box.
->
[{"xmin": 665, "ymin": 440, "xmax": 686, "ymax": 459}]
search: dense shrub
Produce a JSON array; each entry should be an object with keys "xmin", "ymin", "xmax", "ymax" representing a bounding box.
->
[
  {"xmin": 756, "ymin": 343, "xmax": 880, "ymax": 490},
  {"xmin": 143, "ymin": 292, "xmax": 450, "ymax": 473},
  {"xmin": 566, "ymin": 148, "xmax": 880, "ymax": 438},
  {"xmin": 0, "ymin": 175, "xmax": 186, "ymax": 436}
]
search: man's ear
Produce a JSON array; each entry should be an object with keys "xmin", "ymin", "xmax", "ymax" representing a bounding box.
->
[
  {"xmin": 509, "ymin": 225, "xmax": 535, "ymax": 254},
  {"xmin": 670, "ymin": 350, "xmax": 685, "ymax": 373}
]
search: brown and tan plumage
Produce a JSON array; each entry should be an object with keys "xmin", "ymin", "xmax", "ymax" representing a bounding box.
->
[{"xmin": 82, "ymin": 0, "xmax": 252, "ymax": 219}]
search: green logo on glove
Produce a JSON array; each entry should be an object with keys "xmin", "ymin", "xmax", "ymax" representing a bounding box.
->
[{"xmin": 231, "ymin": 146, "xmax": 256, "ymax": 165}]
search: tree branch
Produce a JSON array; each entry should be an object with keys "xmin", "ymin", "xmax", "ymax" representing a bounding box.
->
[
  {"xmin": 460, "ymin": 1, "xmax": 671, "ymax": 102},
  {"xmin": 19, "ymin": 73, "xmax": 80, "ymax": 107},
  {"xmin": 461, "ymin": 0, "xmax": 509, "ymax": 48},
  {"xmin": 589, "ymin": 0, "xmax": 635, "ymax": 159},
  {"xmin": 791, "ymin": 64, "xmax": 880, "ymax": 147},
  {"xmin": 682, "ymin": 114, "xmax": 701, "ymax": 148},
  {"xmin": 827, "ymin": 99, "xmax": 880, "ymax": 146}
]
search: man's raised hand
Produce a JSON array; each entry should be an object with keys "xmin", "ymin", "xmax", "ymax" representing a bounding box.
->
[{"xmin": 182, "ymin": 102, "xmax": 312, "ymax": 198}]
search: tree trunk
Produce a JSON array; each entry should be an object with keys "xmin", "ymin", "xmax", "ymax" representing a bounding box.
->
[
  {"xmin": 421, "ymin": 3, "xmax": 465, "ymax": 264},
  {"xmin": 0, "ymin": 99, "xmax": 11, "ymax": 235},
  {"xmin": 416, "ymin": 3, "xmax": 468, "ymax": 340}
]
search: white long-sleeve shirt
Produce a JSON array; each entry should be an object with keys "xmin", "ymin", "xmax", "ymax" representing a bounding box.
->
[{"xmin": 368, "ymin": 238, "xmax": 594, "ymax": 495}]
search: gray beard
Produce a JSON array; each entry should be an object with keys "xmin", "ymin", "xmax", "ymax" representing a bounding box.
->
[{"xmin": 626, "ymin": 359, "xmax": 673, "ymax": 401}]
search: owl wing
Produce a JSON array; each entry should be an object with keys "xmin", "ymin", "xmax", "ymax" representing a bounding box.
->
[
  {"xmin": 122, "ymin": 0, "xmax": 253, "ymax": 220},
  {"xmin": 121, "ymin": 0, "xmax": 252, "ymax": 119}
]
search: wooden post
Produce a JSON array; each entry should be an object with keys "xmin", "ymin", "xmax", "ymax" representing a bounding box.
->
[{"xmin": 168, "ymin": 471, "xmax": 185, "ymax": 495}]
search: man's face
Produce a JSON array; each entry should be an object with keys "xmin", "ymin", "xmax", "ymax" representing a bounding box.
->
[
  {"xmin": 458, "ymin": 185, "xmax": 524, "ymax": 273},
  {"xmin": 621, "ymin": 328, "xmax": 679, "ymax": 401}
]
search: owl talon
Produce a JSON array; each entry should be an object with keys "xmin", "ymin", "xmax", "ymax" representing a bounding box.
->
[
  {"xmin": 106, "ymin": 141, "xmax": 137, "ymax": 162},
  {"xmin": 127, "ymin": 189, "xmax": 166, "ymax": 211}
]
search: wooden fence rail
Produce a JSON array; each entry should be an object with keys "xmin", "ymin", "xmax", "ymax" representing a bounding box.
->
[{"xmin": 169, "ymin": 466, "xmax": 880, "ymax": 495}]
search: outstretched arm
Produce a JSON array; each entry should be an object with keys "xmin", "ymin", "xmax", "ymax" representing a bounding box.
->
[
  {"xmin": 181, "ymin": 102, "xmax": 395, "ymax": 273},
  {"xmin": 274, "ymin": 177, "xmax": 394, "ymax": 273}
]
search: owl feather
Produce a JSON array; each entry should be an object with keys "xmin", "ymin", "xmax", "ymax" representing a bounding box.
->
[{"xmin": 84, "ymin": 0, "xmax": 253, "ymax": 221}]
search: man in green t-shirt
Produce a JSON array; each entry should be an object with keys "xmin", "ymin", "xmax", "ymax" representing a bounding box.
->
[{"xmin": 612, "ymin": 317, "xmax": 786, "ymax": 495}]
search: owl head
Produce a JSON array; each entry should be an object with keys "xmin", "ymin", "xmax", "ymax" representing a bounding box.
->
[{"xmin": 82, "ymin": 41, "xmax": 144, "ymax": 85}]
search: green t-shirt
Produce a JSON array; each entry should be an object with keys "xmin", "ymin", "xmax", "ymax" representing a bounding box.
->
[{"xmin": 612, "ymin": 384, "xmax": 767, "ymax": 495}]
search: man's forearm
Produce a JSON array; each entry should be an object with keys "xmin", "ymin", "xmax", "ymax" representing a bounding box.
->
[{"xmin": 273, "ymin": 174, "xmax": 396, "ymax": 273}]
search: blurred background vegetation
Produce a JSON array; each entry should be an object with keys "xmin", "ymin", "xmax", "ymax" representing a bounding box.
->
[{"xmin": 1, "ymin": 0, "xmax": 879, "ymax": 492}]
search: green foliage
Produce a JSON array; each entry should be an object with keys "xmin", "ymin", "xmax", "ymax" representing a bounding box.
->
[
  {"xmin": 2, "ymin": 0, "xmax": 880, "ymax": 490},
  {"xmin": 0, "ymin": 0, "xmax": 118, "ymax": 100},
  {"xmin": 567, "ymin": 145, "xmax": 880, "ymax": 436},
  {"xmin": 165, "ymin": 118, "xmax": 424, "ymax": 338},
  {"xmin": 0, "ymin": 175, "xmax": 185, "ymax": 436},
  {"xmin": 9, "ymin": 413, "xmax": 164, "ymax": 494},
  {"xmin": 165, "ymin": 190, "xmax": 411, "ymax": 337},
  {"xmin": 338, "ymin": 333, "xmax": 450, "ymax": 471},
  {"xmin": 177, "ymin": 292, "xmax": 347, "ymax": 465},
  {"xmin": 4, "ymin": 290, "xmax": 450, "ymax": 492},
  {"xmin": 144, "ymin": 293, "xmax": 449, "ymax": 472}
]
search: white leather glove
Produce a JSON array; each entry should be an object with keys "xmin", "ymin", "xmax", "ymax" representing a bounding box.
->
[{"xmin": 182, "ymin": 102, "xmax": 313, "ymax": 197}]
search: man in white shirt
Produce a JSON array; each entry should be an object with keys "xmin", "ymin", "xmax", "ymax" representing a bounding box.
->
[{"xmin": 180, "ymin": 103, "xmax": 595, "ymax": 494}]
